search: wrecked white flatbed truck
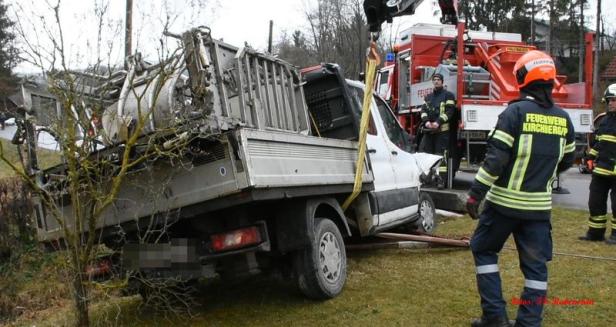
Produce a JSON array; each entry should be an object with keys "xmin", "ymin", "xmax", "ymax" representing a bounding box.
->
[{"xmin": 32, "ymin": 27, "xmax": 441, "ymax": 299}]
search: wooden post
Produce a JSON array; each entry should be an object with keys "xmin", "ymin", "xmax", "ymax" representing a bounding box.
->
[
  {"xmin": 124, "ymin": 0, "xmax": 133, "ymax": 70},
  {"xmin": 268, "ymin": 20, "xmax": 274, "ymax": 54}
]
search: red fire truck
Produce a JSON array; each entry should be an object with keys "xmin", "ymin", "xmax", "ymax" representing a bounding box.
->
[{"xmin": 375, "ymin": 22, "xmax": 595, "ymax": 185}]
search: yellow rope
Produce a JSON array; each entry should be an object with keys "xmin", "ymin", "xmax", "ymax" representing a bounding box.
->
[
  {"xmin": 309, "ymin": 112, "xmax": 322, "ymax": 137},
  {"xmin": 342, "ymin": 44, "xmax": 379, "ymax": 210}
]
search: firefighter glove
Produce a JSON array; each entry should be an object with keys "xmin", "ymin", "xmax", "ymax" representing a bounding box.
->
[{"xmin": 466, "ymin": 195, "xmax": 479, "ymax": 220}]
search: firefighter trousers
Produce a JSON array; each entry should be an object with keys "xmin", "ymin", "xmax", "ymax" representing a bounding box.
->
[
  {"xmin": 471, "ymin": 205, "xmax": 552, "ymax": 327},
  {"xmin": 587, "ymin": 174, "xmax": 616, "ymax": 233},
  {"xmin": 419, "ymin": 131, "xmax": 449, "ymax": 174}
]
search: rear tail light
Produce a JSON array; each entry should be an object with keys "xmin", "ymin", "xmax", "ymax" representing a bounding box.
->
[{"xmin": 210, "ymin": 226, "xmax": 262, "ymax": 252}]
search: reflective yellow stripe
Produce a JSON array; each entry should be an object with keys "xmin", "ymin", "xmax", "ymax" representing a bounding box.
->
[
  {"xmin": 490, "ymin": 185, "xmax": 552, "ymax": 201},
  {"xmin": 564, "ymin": 141, "xmax": 575, "ymax": 153},
  {"xmin": 446, "ymin": 100, "xmax": 455, "ymax": 105},
  {"xmin": 597, "ymin": 134, "xmax": 616, "ymax": 143},
  {"xmin": 594, "ymin": 167, "xmax": 616, "ymax": 176},
  {"xmin": 439, "ymin": 166, "xmax": 448, "ymax": 172},
  {"xmin": 440, "ymin": 114, "xmax": 449, "ymax": 122},
  {"xmin": 589, "ymin": 148, "xmax": 598, "ymax": 156},
  {"xmin": 440, "ymin": 123, "xmax": 449, "ymax": 132},
  {"xmin": 486, "ymin": 191, "xmax": 551, "ymax": 210},
  {"xmin": 421, "ymin": 113, "xmax": 428, "ymax": 118},
  {"xmin": 508, "ymin": 134, "xmax": 533, "ymax": 190},
  {"xmin": 589, "ymin": 215, "xmax": 607, "ymax": 223},
  {"xmin": 476, "ymin": 167, "xmax": 498, "ymax": 187},
  {"xmin": 547, "ymin": 138, "xmax": 566, "ymax": 192},
  {"xmin": 492, "ymin": 130, "xmax": 515, "ymax": 147},
  {"xmin": 588, "ymin": 221, "xmax": 607, "ymax": 228}
]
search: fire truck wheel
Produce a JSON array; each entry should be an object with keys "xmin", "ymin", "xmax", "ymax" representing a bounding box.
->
[
  {"xmin": 415, "ymin": 192, "xmax": 437, "ymax": 234},
  {"xmin": 295, "ymin": 218, "xmax": 347, "ymax": 300}
]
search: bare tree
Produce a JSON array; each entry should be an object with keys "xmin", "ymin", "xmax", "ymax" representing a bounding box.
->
[
  {"xmin": 547, "ymin": 0, "xmax": 555, "ymax": 54},
  {"xmin": 530, "ymin": 0, "xmax": 536, "ymax": 44},
  {"xmin": 4, "ymin": 1, "xmax": 215, "ymax": 325},
  {"xmin": 303, "ymin": 0, "xmax": 368, "ymax": 78}
]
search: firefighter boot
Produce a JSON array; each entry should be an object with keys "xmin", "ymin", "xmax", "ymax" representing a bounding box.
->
[
  {"xmin": 578, "ymin": 227, "xmax": 606, "ymax": 242},
  {"xmin": 605, "ymin": 232, "xmax": 616, "ymax": 245},
  {"xmin": 470, "ymin": 316, "xmax": 513, "ymax": 327}
]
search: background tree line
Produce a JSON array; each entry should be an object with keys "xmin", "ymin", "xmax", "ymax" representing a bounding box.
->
[{"xmin": 275, "ymin": 0, "xmax": 369, "ymax": 80}]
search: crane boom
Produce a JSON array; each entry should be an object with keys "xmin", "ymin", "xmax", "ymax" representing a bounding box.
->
[{"xmin": 363, "ymin": 0, "xmax": 458, "ymax": 37}]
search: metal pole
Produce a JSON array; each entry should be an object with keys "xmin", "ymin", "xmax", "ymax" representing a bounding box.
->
[
  {"xmin": 447, "ymin": 156, "xmax": 453, "ymax": 188},
  {"xmin": 585, "ymin": 32, "xmax": 594, "ymax": 105},
  {"xmin": 377, "ymin": 232, "xmax": 470, "ymax": 247},
  {"xmin": 579, "ymin": 0, "xmax": 585, "ymax": 83},
  {"xmin": 593, "ymin": 0, "xmax": 602, "ymax": 99}
]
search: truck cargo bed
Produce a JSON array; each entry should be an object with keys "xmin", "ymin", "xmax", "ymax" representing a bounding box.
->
[{"xmin": 37, "ymin": 127, "xmax": 372, "ymax": 242}]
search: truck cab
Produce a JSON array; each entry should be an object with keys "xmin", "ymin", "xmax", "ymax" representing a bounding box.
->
[{"xmin": 302, "ymin": 64, "xmax": 441, "ymax": 234}]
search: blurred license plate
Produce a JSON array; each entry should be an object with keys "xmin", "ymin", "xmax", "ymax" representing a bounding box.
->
[{"xmin": 466, "ymin": 131, "xmax": 486, "ymax": 140}]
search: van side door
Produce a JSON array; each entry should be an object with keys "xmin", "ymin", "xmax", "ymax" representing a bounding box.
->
[{"xmin": 372, "ymin": 95, "xmax": 422, "ymax": 226}]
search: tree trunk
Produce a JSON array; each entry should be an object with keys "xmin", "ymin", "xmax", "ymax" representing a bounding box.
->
[
  {"xmin": 530, "ymin": 0, "xmax": 535, "ymax": 45},
  {"xmin": 73, "ymin": 268, "xmax": 90, "ymax": 326},
  {"xmin": 547, "ymin": 0, "xmax": 554, "ymax": 54},
  {"xmin": 593, "ymin": 0, "xmax": 602, "ymax": 99},
  {"xmin": 579, "ymin": 0, "xmax": 585, "ymax": 82}
]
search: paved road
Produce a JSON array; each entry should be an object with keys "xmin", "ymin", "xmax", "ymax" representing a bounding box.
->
[{"xmin": 551, "ymin": 168, "xmax": 602, "ymax": 212}]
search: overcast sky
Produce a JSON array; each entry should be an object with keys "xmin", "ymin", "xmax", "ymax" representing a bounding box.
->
[{"xmin": 8, "ymin": 0, "xmax": 616, "ymax": 74}]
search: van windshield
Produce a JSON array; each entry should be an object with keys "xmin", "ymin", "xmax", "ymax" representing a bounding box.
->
[{"xmin": 349, "ymin": 86, "xmax": 411, "ymax": 152}]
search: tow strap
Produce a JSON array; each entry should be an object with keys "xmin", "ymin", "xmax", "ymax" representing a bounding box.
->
[{"xmin": 342, "ymin": 41, "xmax": 381, "ymax": 210}]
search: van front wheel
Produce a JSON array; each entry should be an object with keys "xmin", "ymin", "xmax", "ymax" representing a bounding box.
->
[{"xmin": 415, "ymin": 192, "xmax": 437, "ymax": 234}]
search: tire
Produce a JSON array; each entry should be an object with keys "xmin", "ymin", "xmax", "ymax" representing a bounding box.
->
[
  {"xmin": 415, "ymin": 192, "xmax": 437, "ymax": 234},
  {"xmin": 295, "ymin": 218, "xmax": 347, "ymax": 300}
]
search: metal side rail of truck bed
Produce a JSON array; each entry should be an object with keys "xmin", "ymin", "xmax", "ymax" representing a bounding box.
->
[{"xmin": 35, "ymin": 127, "xmax": 373, "ymax": 242}]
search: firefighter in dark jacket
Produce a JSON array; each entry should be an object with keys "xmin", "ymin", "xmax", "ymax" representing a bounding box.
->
[
  {"xmin": 580, "ymin": 83, "xmax": 616, "ymax": 244},
  {"xmin": 465, "ymin": 50, "xmax": 575, "ymax": 327},
  {"xmin": 419, "ymin": 73, "xmax": 456, "ymax": 188}
]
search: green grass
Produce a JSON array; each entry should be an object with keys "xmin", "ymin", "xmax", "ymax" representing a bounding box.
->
[
  {"xmin": 0, "ymin": 138, "xmax": 62, "ymax": 178},
  {"xmin": 11, "ymin": 208, "xmax": 616, "ymax": 326},
  {"xmin": 0, "ymin": 245, "xmax": 71, "ymax": 326}
]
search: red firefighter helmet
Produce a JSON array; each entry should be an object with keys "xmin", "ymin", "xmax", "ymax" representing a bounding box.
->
[{"xmin": 513, "ymin": 50, "xmax": 556, "ymax": 88}]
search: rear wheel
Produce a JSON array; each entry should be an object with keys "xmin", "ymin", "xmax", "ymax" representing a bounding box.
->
[
  {"xmin": 295, "ymin": 218, "xmax": 347, "ymax": 299},
  {"xmin": 415, "ymin": 192, "xmax": 437, "ymax": 234}
]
